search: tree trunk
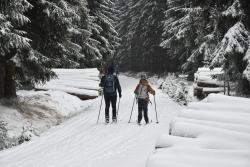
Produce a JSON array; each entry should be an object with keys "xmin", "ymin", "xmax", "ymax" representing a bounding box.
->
[
  {"xmin": 0, "ymin": 61, "xmax": 6, "ymax": 99},
  {"xmin": 4, "ymin": 61, "xmax": 16, "ymax": 98},
  {"xmin": 227, "ymin": 81, "xmax": 230, "ymax": 96}
]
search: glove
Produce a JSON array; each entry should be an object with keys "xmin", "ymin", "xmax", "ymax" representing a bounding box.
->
[
  {"xmin": 119, "ymin": 94, "xmax": 122, "ymax": 98},
  {"xmin": 99, "ymin": 89, "xmax": 103, "ymax": 95}
]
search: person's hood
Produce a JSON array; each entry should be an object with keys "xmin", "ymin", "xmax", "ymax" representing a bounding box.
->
[
  {"xmin": 139, "ymin": 79, "xmax": 148, "ymax": 85},
  {"xmin": 107, "ymin": 66, "xmax": 114, "ymax": 74}
]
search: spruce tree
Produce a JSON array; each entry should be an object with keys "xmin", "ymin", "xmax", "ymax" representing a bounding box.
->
[
  {"xmin": 116, "ymin": 0, "xmax": 169, "ymax": 73},
  {"xmin": 0, "ymin": 0, "xmax": 32, "ymax": 98},
  {"xmin": 115, "ymin": 0, "xmax": 136, "ymax": 70},
  {"xmin": 86, "ymin": 0, "xmax": 120, "ymax": 68},
  {"xmin": 161, "ymin": 0, "xmax": 213, "ymax": 76},
  {"xmin": 26, "ymin": 0, "xmax": 85, "ymax": 68},
  {"xmin": 161, "ymin": 0, "xmax": 250, "ymax": 93}
]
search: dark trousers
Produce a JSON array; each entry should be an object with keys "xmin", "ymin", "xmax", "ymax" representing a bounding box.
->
[
  {"xmin": 104, "ymin": 94, "xmax": 117, "ymax": 120},
  {"xmin": 138, "ymin": 98, "xmax": 149, "ymax": 123}
]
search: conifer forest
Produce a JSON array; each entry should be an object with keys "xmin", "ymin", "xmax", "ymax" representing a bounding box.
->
[
  {"xmin": 1, "ymin": 1, "xmax": 250, "ymax": 166},
  {"xmin": 1, "ymin": 0, "xmax": 250, "ymax": 99}
]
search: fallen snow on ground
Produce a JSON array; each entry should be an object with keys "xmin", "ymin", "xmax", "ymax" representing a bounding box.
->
[
  {"xmin": 36, "ymin": 68, "xmax": 100, "ymax": 98},
  {"xmin": 18, "ymin": 90, "xmax": 84, "ymax": 118},
  {"xmin": 0, "ymin": 90, "xmax": 96, "ymax": 150},
  {"xmin": 0, "ymin": 75, "xmax": 181, "ymax": 167},
  {"xmin": 148, "ymin": 93, "xmax": 250, "ymax": 167},
  {"xmin": 0, "ymin": 105, "xmax": 27, "ymax": 139}
]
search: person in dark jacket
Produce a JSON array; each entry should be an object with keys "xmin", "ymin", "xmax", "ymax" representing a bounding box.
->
[{"xmin": 100, "ymin": 66, "xmax": 122, "ymax": 123}]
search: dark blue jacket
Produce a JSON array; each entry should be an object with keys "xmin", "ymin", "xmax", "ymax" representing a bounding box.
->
[{"xmin": 100, "ymin": 74, "xmax": 121, "ymax": 96}]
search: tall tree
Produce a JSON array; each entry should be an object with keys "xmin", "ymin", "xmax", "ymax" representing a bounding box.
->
[
  {"xmin": 211, "ymin": 0, "xmax": 250, "ymax": 93},
  {"xmin": 116, "ymin": 0, "xmax": 170, "ymax": 73},
  {"xmin": 161, "ymin": 0, "xmax": 250, "ymax": 93},
  {"xmin": 86, "ymin": 0, "xmax": 120, "ymax": 68},
  {"xmin": 0, "ymin": 0, "xmax": 32, "ymax": 98},
  {"xmin": 0, "ymin": 0, "xmax": 120, "ymax": 100}
]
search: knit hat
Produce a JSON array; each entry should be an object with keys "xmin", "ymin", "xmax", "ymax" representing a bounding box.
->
[{"xmin": 140, "ymin": 74, "xmax": 147, "ymax": 80}]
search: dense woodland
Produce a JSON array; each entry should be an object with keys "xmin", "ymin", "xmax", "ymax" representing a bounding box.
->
[
  {"xmin": 0, "ymin": 0, "xmax": 119, "ymax": 99},
  {"xmin": 1, "ymin": 0, "xmax": 250, "ymax": 99}
]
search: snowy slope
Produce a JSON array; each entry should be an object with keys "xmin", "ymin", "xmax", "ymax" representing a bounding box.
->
[
  {"xmin": 0, "ymin": 75, "xmax": 181, "ymax": 167},
  {"xmin": 148, "ymin": 94, "xmax": 250, "ymax": 167},
  {"xmin": 0, "ymin": 90, "xmax": 96, "ymax": 149}
]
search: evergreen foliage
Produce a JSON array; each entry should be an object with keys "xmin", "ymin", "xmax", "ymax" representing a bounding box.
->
[
  {"xmin": 1, "ymin": 0, "xmax": 250, "ymax": 98},
  {"xmin": 116, "ymin": 0, "xmax": 250, "ymax": 94},
  {"xmin": 160, "ymin": 0, "xmax": 250, "ymax": 93},
  {"xmin": 116, "ymin": 0, "xmax": 171, "ymax": 73},
  {"xmin": 0, "ymin": 0, "xmax": 32, "ymax": 98},
  {"xmin": 0, "ymin": 0, "xmax": 119, "ymax": 100},
  {"xmin": 86, "ymin": 0, "xmax": 120, "ymax": 67}
]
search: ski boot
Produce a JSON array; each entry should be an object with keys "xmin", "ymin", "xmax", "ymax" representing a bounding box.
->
[
  {"xmin": 105, "ymin": 118, "xmax": 109, "ymax": 124},
  {"xmin": 112, "ymin": 118, "xmax": 117, "ymax": 123}
]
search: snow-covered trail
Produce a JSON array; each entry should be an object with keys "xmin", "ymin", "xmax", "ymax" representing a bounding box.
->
[{"xmin": 0, "ymin": 75, "xmax": 181, "ymax": 167}]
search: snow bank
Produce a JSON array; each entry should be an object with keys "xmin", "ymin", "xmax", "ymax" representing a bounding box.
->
[
  {"xmin": 17, "ymin": 90, "xmax": 83, "ymax": 118},
  {"xmin": 148, "ymin": 147, "xmax": 250, "ymax": 167},
  {"xmin": 206, "ymin": 93, "xmax": 250, "ymax": 105},
  {"xmin": 171, "ymin": 122, "xmax": 250, "ymax": 143},
  {"xmin": 178, "ymin": 109, "xmax": 250, "ymax": 125},
  {"xmin": 187, "ymin": 102, "xmax": 250, "ymax": 113},
  {"xmin": 36, "ymin": 68, "xmax": 100, "ymax": 99},
  {"xmin": 0, "ymin": 90, "xmax": 95, "ymax": 150},
  {"xmin": 173, "ymin": 117, "xmax": 250, "ymax": 134},
  {"xmin": 0, "ymin": 105, "xmax": 26, "ymax": 138},
  {"xmin": 147, "ymin": 94, "xmax": 250, "ymax": 167},
  {"xmin": 155, "ymin": 134, "xmax": 250, "ymax": 150}
]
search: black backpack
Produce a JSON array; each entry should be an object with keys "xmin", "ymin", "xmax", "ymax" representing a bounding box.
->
[{"xmin": 104, "ymin": 74, "xmax": 116, "ymax": 94}]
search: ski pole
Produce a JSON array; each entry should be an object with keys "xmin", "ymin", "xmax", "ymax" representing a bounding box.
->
[
  {"xmin": 97, "ymin": 93, "xmax": 104, "ymax": 124},
  {"xmin": 128, "ymin": 96, "xmax": 136, "ymax": 123},
  {"xmin": 117, "ymin": 97, "xmax": 121, "ymax": 118},
  {"xmin": 154, "ymin": 95, "xmax": 159, "ymax": 124}
]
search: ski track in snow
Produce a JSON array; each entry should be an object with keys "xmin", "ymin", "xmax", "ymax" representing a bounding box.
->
[{"xmin": 0, "ymin": 75, "xmax": 181, "ymax": 167}]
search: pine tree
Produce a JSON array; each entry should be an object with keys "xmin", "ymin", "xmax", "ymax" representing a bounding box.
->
[
  {"xmin": 161, "ymin": 0, "xmax": 250, "ymax": 93},
  {"xmin": 9, "ymin": 0, "xmax": 87, "ymax": 92},
  {"xmin": 86, "ymin": 0, "xmax": 120, "ymax": 68},
  {"xmin": 211, "ymin": 21, "xmax": 250, "ymax": 93},
  {"xmin": 0, "ymin": 0, "xmax": 32, "ymax": 98},
  {"xmin": 115, "ymin": 0, "xmax": 136, "ymax": 70},
  {"xmin": 0, "ymin": 0, "xmax": 120, "ymax": 100},
  {"xmin": 244, "ymin": 46, "xmax": 250, "ymax": 80},
  {"xmin": 210, "ymin": 0, "xmax": 250, "ymax": 94},
  {"xmin": 161, "ymin": 0, "xmax": 214, "ymax": 77},
  {"xmin": 116, "ymin": 0, "xmax": 169, "ymax": 73},
  {"xmin": 25, "ymin": 0, "xmax": 85, "ymax": 68}
]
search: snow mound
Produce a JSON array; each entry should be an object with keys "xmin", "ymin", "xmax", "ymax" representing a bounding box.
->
[
  {"xmin": 206, "ymin": 93, "xmax": 250, "ymax": 106},
  {"xmin": 35, "ymin": 68, "xmax": 100, "ymax": 99},
  {"xmin": 148, "ymin": 94, "xmax": 250, "ymax": 167},
  {"xmin": 17, "ymin": 90, "xmax": 83, "ymax": 118}
]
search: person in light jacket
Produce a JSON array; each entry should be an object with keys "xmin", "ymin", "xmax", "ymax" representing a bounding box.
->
[{"xmin": 134, "ymin": 74, "xmax": 155, "ymax": 124}]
